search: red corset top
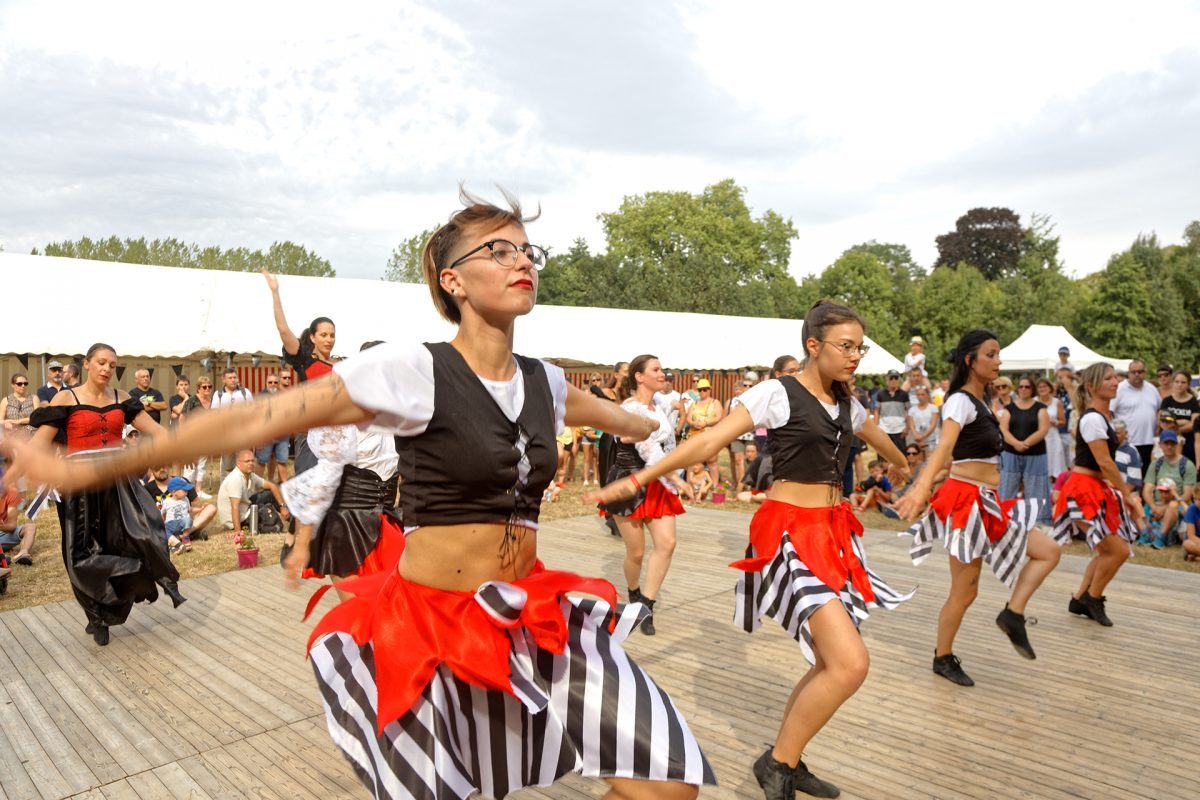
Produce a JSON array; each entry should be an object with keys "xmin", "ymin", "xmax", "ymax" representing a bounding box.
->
[
  {"xmin": 305, "ymin": 360, "xmax": 332, "ymax": 381},
  {"xmin": 66, "ymin": 406, "xmax": 126, "ymax": 452}
]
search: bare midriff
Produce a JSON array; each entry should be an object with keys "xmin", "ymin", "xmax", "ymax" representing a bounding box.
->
[
  {"xmin": 949, "ymin": 460, "xmax": 1000, "ymax": 487},
  {"xmin": 400, "ymin": 522, "xmax": 539, "ymax": 591},
  {"xmin": 766, "ymin": 480, "xmax": 846, "ymax": 508},
  {"xmin": 1071, "ymin": 465, "xmax": 1102, "ymax": 478}
]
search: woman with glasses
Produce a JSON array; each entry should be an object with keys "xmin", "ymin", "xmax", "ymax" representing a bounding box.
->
[
  {"xmin": 990, "ymin": 376, "xmax": 1013, "ymax": 418},
  {"xmin": 590, "ymin": 299, "xmax": 911, "ymax": 800},
  {"xmin": 15, "ymin": 191, "xmax": 714, "ymax": 800},
  {"xmin": 999, "ymin": 376, "xmax": 1052, "ymax": 527},
  {"xmin": 897, "ymin": 331, "xmax": 1055, "ymax": 686}
]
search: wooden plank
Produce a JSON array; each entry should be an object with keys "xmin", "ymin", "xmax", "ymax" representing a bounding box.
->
[
  {"xmin": 146, "ymin": 762, "xmax": 214, "ymax": 800},
  {"xmin": 121, "ymin": 771, "xmax": 176, "ymax": 800}
]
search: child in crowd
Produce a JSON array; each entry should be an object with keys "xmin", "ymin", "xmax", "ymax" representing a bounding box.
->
[
  {"xmin": 687, "ymin": 462, "xmax": 713, "ymax": 502},
  {"xmin": 161, "ymin": 476, "xmax": 194, "ymax": 554},
  {"xmin": 851, "ymin": 459, "xmax": 893, "ymax": 512}
]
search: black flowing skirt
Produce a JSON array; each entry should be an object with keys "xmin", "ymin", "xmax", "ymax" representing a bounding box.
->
[
  {"xmin": 61, "ymin": 452, "xmax": 180, "ymax": 627},
  {"xmin": 309, "ymin": 465, "xmax": 399, "ymax": 577}
]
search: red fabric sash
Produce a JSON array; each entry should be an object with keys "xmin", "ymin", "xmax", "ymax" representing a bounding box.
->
[
  {"xmin": 1054, "ymin": 472, "xmax": 1121, "ymax": 534},
  {"xmin": 306, "ymin": 549, "xmax": 618, "ymax": 735},
  {"xmin": 730, "ymin": 500, "xmax": 874, "ymax": 603},
  {"xmin": 928, "ymin": 477, "xmax": 1016, "ymax": 544}
]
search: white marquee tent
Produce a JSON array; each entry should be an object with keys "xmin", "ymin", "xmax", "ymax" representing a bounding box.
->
[
  {"xmin": 1000, "ymin": 324, "xmax": 1132, "ymax": 373},
  {"xmin": 0, "ymin": 254, "xmax": 906, "ymax": 374}
]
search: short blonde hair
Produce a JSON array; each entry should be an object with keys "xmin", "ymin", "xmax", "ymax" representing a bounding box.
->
[{"xmin": 421, "ymin": 186, "xmax": 540, "ymax": 324}]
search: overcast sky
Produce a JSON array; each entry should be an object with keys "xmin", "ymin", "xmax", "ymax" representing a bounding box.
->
[{"xmin": 2, "ymin": 0, "xmax": 1197, "ymax": 282}]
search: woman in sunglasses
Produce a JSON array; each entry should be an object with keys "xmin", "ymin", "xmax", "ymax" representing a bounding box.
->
[
  {"xmin": 590, "ymin": 299, "xmax": 912, "ymax": 800},
  {"xmin": 14, "ymin": 190, "xmax": 713, "ymax": 800},
  {"xmin": 897, "ymin": 331, "xmax": 1057, "ymax": 686},
  {"xmin": 1, "ymin": 374, "xmax": 35, "ymax": 436},
  {"xmin": 999, "ymin": 376, "xmax": 1053, "ymax": 527}
]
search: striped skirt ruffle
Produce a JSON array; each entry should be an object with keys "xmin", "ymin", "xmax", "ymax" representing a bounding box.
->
[
  {"xmin": 310, "ymin": 595, "xmax": 716, "ymax": 799},
  {"xmin": 1050, "ymin": 472, "xmax": 1138, "ymax": 554},
  {"xmin": 904, "ymin": 478, "xmax": 1038, "ymax": 587},
  {"xmin": 734, "ymin": 531, "xmax": 914, "ymax": 666}
]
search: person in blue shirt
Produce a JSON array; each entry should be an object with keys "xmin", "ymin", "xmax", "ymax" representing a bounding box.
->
[{"xmin": 1183, "ymin": 503, "xmax": 1200, "ymax": 560}]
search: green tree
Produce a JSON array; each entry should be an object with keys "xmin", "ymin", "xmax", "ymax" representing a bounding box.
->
[
  {"xmin": 41, "ymin": 236, "xmax": 335, "ymax": 276},
  {"xmin": 383, "ymin": 227, "xmax": 436, "ymax": 283},
  {"xmin": 994, "ymin": 213, "xmax": 1083, "ymax": 344},
  {"xmin": 913, "ymin": 263, "xmax": 1004, "ymax": 373},
  {"xmin": 841, "ymin": 240, "xmax": 923, "ymax": 338},
  {"xmin": 1075, "ymin": 252, "xmax": 1154, "ymax": 360},
  {"xmin": 816, "ymin": 251, "xmax": 903, "ymax": 355},
  {"xmin": 934, "ymin": 207, "xmax": 1025, "ymax": 280}
]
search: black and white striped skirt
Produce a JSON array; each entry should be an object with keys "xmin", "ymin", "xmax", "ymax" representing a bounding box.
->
[
  {"xmin": 310, "ymin": 596, "xmax": 716, "ymax": 799},
  {"xmin": 734, "ymin": 533, "xmax": 914, "ymax": 666},
  {"xmin": 1049, "ymin": 472, "xmax": 1138, "ymax": 554}
]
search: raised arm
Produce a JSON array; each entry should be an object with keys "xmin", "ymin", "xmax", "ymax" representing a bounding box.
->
[
  {"xmin": 263, "ymin": 269, "xmax": 301, "ymax": 356},
  {"xmin": 563, "ymin": 384, "xmax": 655, "ymax": 441}
]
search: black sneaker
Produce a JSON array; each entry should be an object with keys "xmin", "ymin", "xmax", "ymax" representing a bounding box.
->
[
  {"xmin": 1080, "ymin": 592, "xmax": 1113, "ymax": 627},
  {"xmin": 996, "ymin": 605, "xmax": 1036, "ymax": 660},
  {"xmin": 752, "ymin": 749, "xmax": 796, "ymax": 800},
  {"xmin": 1068, "ymin": 594, "xmax": 1089, "ymax": 617},
  {"xmin": 639, "ymin": 596, "xmax": 656, "ymax": 636},
  {"xmin": 794, "ymin": 760, "xmax": 841, "ymax": 798},
  {"xmin": 932, "ymin": 652, "xmax": 975, "ymax": 686}
]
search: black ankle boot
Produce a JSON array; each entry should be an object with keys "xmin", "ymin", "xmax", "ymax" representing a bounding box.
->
[
  {"xmin": 932, "ymin": 651, "xmax": 974, "ymax": 686},
  {"xmin": 161, "ymin": 580, "xmax": 187, "ymax": 609},
  {"xmin": 92, "ymin": 625, "xmax": 110, "ymax": 646},
  {"xmin": 639, "ymin": 596, "xmax": 656, "ymax": 636},
  {"xmin": 1080, "ymin": 592, "xmax": 1113, "ymax": 627},
  {"xmin": 1068, "ymin": 593, "xmax": 1089, "ymax": 616},
  {"xmin": 794, "ymin": 759, "xmax": 841, "ymax": 798},
  {"xmin": 752, "ymin": 749, "xmax": 796, "ymax": 800},
  {"xmin": 996, "ymin": 604, "xmax": 1036, "ymax": 660},
  {"xmin": 628, "ymin": 587, "xmax": 643, "ymax": 604}
]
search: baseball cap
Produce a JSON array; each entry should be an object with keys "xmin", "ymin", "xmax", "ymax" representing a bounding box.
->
[
  {"xmin": 167, "ymin": 476, "xmax": 194, "ymax": 493},
  {"xmin": 910, "ymin": 336, "xmax": 923, "ymax": 345},
  {"xmin": 695, "ymin": 378, "xmax": 712, "ymax": 389},
  {"xmin": 743, "ymin": 370, "xmax": 759, "ymax": 382},
  {"xmin": 887, "ymin": 370, "xmax": 900, "ymax": 378},
  {"xmin": 1160, "ymin": 430, "xmax": 1179, "ymax": 443},
  {"xmin": 1157, "ymin": 362, "xmax": 1173, "ymax": 374},
  {"xmin": 1157, "ymin": 476, "xmax": 1178, "ymax": 493},
  {"xmin": 1058, "ymin": 347, "xmax": 1070, "ymax": 354},
  {"xmin": 47, "ymin": 360, "xmax": 63, "ymax": 369}
]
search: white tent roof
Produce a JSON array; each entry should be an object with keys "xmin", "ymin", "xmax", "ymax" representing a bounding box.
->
[
  {"xmin": 0, "ymin": 254, "xmax": 905, "ymax": 373},
  {"xmin": 1000, "ymin": 324, "xmax": 1131, "ymax": 372}
]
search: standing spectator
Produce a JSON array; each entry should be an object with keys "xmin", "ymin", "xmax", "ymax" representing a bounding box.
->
[
  {"xmin": 217, "ymin": 450, "xmax": 289, "ymax": 532},
  {"xmin": 904, "ymin": 336, "xmax": 927, "ymax": 375},
  {"xmin": 180, "ymin": 377, "xmax": 214, "ymax": 495},
  {"xmin": 1141, "ymin": 430, "xmax": 1195, "ymax": 547},
  {"xmin": 932, "ymin": 377, "xmax": 949, "ymax": 407},
  {"xmin": 1160, "ymin": 370, "xmax": 1199, "ymax": 464},
  {"xmin": 725, "ymin": 377, "xmax": 755, "ymax": 486},
  {"xmin": 902, "ymin": 366, "xmax": 929, "ymax": 393},
  {"xmin": 655, "ymin": 371, "xmax": 682, "ymax": 433},
  {"xmin": 1056, "ymin": 346, "xmax": 1076, "ymax": 373},
  {"xmin": 684, "ymin": 378, "xmax": 723, "ymax": 487},
  {"xmin": 905, "ymin": 385, "xmax": 939, "ymax": 451},
  {"xmin": 62, "ymin": 362, "xmax": 81, "ymax": 388},
  {"xmin": 873, "ymin": 370, "xmax": 909, "ymax": 451},
  {"xmin": 1055, "ymin": 367, "xmax": 1076, "ymax": 464},
  {"xmin": 212, "ymin": 368, "xmax": 253, "ymax": 479},
  {"xmin": 990, "ymin": 376, "xmax": 1014, "ymax": 419},
  {"xmin": 999, "ymin": 376, "xmax": 1052, "ymax": 523},
  {"xmin": 1, "ymin": 374, "xmax": 36, "ymax": 436},
  {"xmin": 1155, "ymin": 363, "xmax": 1174, "ymax": 399},
  {"xmin": 1036, "ymin": 377, "xmax": 1067, "ymax": 480},
  {"xmin": 36, "ymin": 360, "xmax": 65, "ymax": 406},
  {"xmin": 168, "ymin": 376, "xmax": 191, "ymax": 427},
  {"xmin": 128, "ymin": 369, "xmax": 167, "ymax": 425},
  {"xmin": 278, "ymin": 368, "xmax": 294, "ymax": 389},
  {"xmin": 253, "ymin": 373, "xmax": 290, "ymax": 483},
  {"xmin": 764, "ymin": 355, "xmax": 800, "ymax": 451},
  {"xmin": 1112, "ymin": 359, "xmax": 1162, "ymax": 466}
]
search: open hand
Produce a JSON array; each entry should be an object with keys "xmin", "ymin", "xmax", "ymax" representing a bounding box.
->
[
  {"xmin": 893, "ymin": 485, "xmax": 930, "ymax": 521},
  {"xmin": 261, "ymin": 268, "xmax": 279, "ymax": 292}
]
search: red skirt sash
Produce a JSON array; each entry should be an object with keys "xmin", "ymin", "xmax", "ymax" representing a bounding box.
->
[
  {"xmin": 929, "ymin": 477, "xmax": 1018, "ymax": 544},
  {"xmin": 1054, "ymin": 472, "xmax": 1122, "ymax": 534}
]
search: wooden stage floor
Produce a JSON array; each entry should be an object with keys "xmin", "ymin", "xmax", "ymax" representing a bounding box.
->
[{"xmin": 0, "ymin": 508, "xmax": 1195, "ymax": 799}]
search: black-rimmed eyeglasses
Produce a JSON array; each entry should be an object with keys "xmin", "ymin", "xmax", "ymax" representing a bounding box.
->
[{"xmin": 447, "ymin": 239, "xmax": 547, "ymax": 271}]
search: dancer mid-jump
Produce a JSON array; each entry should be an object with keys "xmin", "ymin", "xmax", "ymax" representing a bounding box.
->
[{"xmin": 592, "ymin": 299, "xmax": 913, "ymax": 800}]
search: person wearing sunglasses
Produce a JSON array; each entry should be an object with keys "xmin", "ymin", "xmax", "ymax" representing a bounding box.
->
[
  {"xmin": 590, "ymin": 299, "xmax": 912, "ymax": 799},
  {"xmin": 1112, "ymin": 358, "xmax": 1162, "ymax": 467},
  {"xmin": 14, "ymin": 190, "xmax": 714, "ymax": 800},
  {"xmin": 684, "ymin": 377, "xmax": 724, "ymax": 488},
  {"xmin": 36, "ymin": 360, "xmax": 66, "ymax": 405},
  {"xmin": 1, "ymin": 374, "xmax": 36, "ymax": 436},
  {"xmin": 999, "ymin": 376, "xmax": 1053, "ymax": 531},
  {"xmin": 897, "ymin": 330, "xmax": 1054, "ymax": 685},
  {"xmin": 179, "ymin": 378, "xmax": 216, "ymax": 496}
]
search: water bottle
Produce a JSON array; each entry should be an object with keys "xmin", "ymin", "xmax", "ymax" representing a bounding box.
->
[{"xmin": 249, "ymin": 504, "xmax": 259, "ymax": 536}]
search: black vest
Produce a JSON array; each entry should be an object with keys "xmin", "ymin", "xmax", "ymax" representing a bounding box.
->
[
  {"xmin": 1002, "ymin": 401, "xmax": 1047, "ymax": 456},
  {"xmin": 949, "ymin": 391, "xmax": 1003, "ymax": 460},
  {"xmin": 766, "ymin": 377, "xmax": 852, "ymax": 484},
  {"xmin": 1074, "ymin": 409, "xmax": 1118, "ymax": 471},
  {"xmin": 397, "ymin": 343, "xmax": 557, "ymax": 527}
]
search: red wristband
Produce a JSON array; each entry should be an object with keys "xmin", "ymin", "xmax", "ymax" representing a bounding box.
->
[{"xmin": 629, "ymin": 475, "xmax": 642, "ymax": 492}]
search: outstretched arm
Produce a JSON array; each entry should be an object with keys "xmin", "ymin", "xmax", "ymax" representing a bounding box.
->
[
  {"xmin": 563, "ymin": 384, "xmax": 655, "ymax": 441},
  {"xmin": 895, "ymin": 418, "xmax": 963, "ymax": 519},
  {"xmin": 263, "ymin": 269, "xmax": 301, "ymax": 356}
]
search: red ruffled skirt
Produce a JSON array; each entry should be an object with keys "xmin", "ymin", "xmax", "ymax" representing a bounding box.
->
[
  {"xmin": 1050, "ymin": 471, "xmax": 1138, "ymax": 551},
  {"xmin": 627, "ymin": 480, "xmax": 686, "ymax": 519}
]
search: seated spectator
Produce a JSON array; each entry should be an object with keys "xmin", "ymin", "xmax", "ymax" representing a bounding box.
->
[
  {"xmin": 142, "ymin": 465, "xmax": 216, "ymax": 539},
  {"xmin": 160, "ymin": 477, "xmax": 196, "ymax": 554},
  {"xmin": 687, "ymin": 462, "xmax": 713, "ymax": 502},
  {"xmin": 1182, "ymin": 503, "xmax": 1200, "ymax": 561},
  {"xmin": 1112, "ymin": 420, "xmax": 1144, "ymax": 494},
  {"xmin": 879, "ymin": 446, "xmax": 927, "ymax": 519},
  {"xmin": 0, "ymin": 484, "xmax": 35, "ymax": 566},
  {"xmin": 851, "ymin": 459, "xmax": 893, "ymax": 512},
  {"xmin": 1141, "ymin": 430, "xmax": 1196, "ymax": 548},
  {"xmin": 736, "ymin": 441, "xmax": 772, "ymax": 503},
  {"xmin": 217, "ymin": 450, "xmax": 289, "ymax": 533}
]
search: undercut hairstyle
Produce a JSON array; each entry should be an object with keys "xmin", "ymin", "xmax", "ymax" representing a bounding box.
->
[
  {"xmin": 618, "ymin": 354, "xmax": 658, "ymax": 403},
  {"xmin": 801, "ymin": 300, "xmax": 865, "ymax": 401},
  {"xmin": 421, "ymin": 186, "xmax": 542, "ymax": 325}
]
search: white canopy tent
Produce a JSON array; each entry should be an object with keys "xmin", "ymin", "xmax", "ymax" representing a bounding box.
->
[
  {"xmin": 1000, "ymin": 324, "xmax": 1131, "ymax": 373},
  {"xmin": 0, "ymin": 254, "xmax": 906, "ymax": 374}
]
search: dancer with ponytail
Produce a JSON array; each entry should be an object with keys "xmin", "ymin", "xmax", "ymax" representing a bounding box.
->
[
  {"xmin": 16, "ymin": 190, "xmax": 713, "ymax": 800},
  {"xmin": 591, "ymin": 299, "xmax": 913, "ymax": 800},
  {"xmin": 1050, "ymin": 362, "xmax": 1140, "ymax": 627},
  {"xmin": 599, "ymin": 354, "xmax": 693, "ymax": 636},
  {"xmin": 896, "ymin": 331, "xmax": 1057, "ymax": 685}
]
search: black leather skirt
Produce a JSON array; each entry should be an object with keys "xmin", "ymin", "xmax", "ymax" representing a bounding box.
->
[{"xmin": 309, "ymin": 465, "xmax": 400, "ymax": 577}]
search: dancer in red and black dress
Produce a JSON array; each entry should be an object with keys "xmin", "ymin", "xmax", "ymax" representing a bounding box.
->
[
  {"xmin": 897, "ymin": 330, "xmax": 1056, "ymax": 686},
  {"xmin": 600, "ymin": 354, "xmax": 693, "ymax": 636},
  {"xmin": 592, "ymin": 300, "xmax": 913, "ymax": 800},
  {"xmin": 1049, "ymin": 362, "xmax": 1140, "ymax": 626},
  {"xmin": 19, "ymin": 194, "xmax": 714, "ymax": 800},
  {"xmin": 28, "ymin": 343, "xmax": 185, "ymax": 646}
]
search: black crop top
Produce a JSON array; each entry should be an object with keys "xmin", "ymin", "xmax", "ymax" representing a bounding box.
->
[
  {"xmin": 765, "ymin": 377, "xmax": 852, "ymax": 484},
  {"xmin": 396, "ymin": 343, "xmax": 557, "ymax": 528},
  {"xmin": 1074, "ymin": 409, "xmax": 1118, "ymax": 471},
  {"xmin": 949, "ymin": 391, "xmax": 1003, "ymax": 461}
]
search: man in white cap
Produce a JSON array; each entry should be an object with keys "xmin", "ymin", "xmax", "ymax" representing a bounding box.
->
[{"xmin": 1057, "ymin": 346, "xmax": 1076, "ymax": 373}]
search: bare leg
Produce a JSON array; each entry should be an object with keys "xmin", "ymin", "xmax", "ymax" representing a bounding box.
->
[
  {"xmin": 603, "ymin": 777, "xmax": 697, "ymax": 799},
  {"xmin": 1008, "ymin": 529, "xmax": 1061, "ymax": 614},
  {"xmin": 1184, "ymin": 537, "xmax": 1200, "ymax": 558},
  {"xmin": 706, "ymin": 454, "xmax": 720, "ymax": 489},
  {"xmin": 616, "ymin": 517, "xmax": 646, "ymax": 592},
  {"xmin": 13, "ymin": 523, "xmax": 36, "ymax": 560},
  {"xmin": 1081, "ymin": 534, "xmax": 1130, "ymax": 596},
  {"xmin": 936, "ymin": 557, "xmax": 982, "ymax": 656},
  {"xmin": 640, "ymin": 517, "xmax": 678, "ymax": 600},
  {"xmin": 191, "ymin": 504, "xmax": 217, "ymax": 533},
  {"xmin": 1074, "ymin": 549, "xmax": 1100, "ymax": 597},
  {"xmin": 771, "ymin": 601, "xmax": 869, "ymax": 766}
]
